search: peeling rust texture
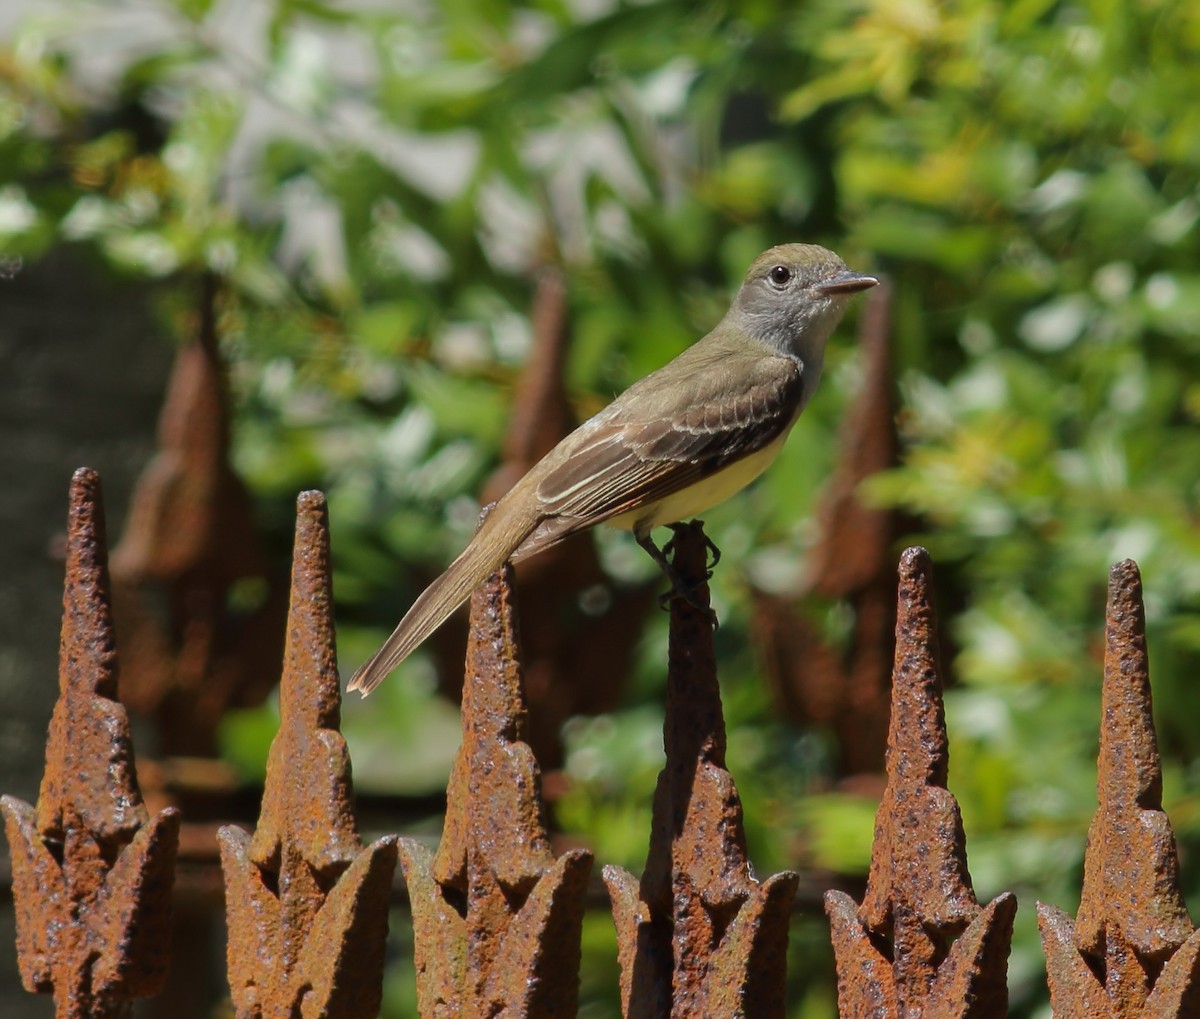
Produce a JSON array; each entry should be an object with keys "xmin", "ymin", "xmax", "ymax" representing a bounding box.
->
[
  {"xmin": 751, "ymin": 281, "xmax": 901, "ymax": 776},
  {"xmin": 2, "ymin": 467, "xmax": 181, "ymax": 1018},
  {"xmin": 109, "ymin": 273, "xmax": 286, "ymax": 758},
  {"xmin": 400, "ymin": 559, "xmax": 593, "ymax": 1018},
  {"xmin": 825, "ymin": 547, "xmax": 1014, "ymax": 1019},
  {"xmin": 431, "ymin": 269, "xmax": 654, "ymax": 768},
  {"xmin": 603, "ymin": 522, "xmax": 799, "ymax": 1018},
  {"xmin": 218, "ymin": 491, "xmax": 398, "ymax": 1019},
  {"xmin": 1038, "ymin": 559, "xmax": 1200, "ymax": 1018}
]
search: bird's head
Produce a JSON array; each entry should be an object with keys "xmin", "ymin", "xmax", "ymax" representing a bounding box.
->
[{"xmin": 731, "ymin": 243, "xmax": 877, "ymax": 366}]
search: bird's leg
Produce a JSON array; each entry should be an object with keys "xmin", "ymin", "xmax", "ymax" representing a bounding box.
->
[{"xmin": 637, "ymin": 528, "xmax": 719, "ymax": 628}]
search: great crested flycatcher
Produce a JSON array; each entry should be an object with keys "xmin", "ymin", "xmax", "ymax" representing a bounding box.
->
[{"xmin": 349, "ymin": 243, "xmax": 876, "ymax": 695}]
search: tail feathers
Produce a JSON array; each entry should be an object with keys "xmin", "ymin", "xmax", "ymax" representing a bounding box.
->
[{"xmin": 348, "ymin": 500, "xmax": 537, "ymax": 697}]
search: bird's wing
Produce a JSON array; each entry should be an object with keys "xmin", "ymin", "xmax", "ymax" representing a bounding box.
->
[{"xmin": 516, "ymin": 353, "xmax": 804, "ymax": 555}]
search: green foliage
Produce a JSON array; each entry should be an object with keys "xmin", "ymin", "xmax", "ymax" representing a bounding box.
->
[{"xmin": 4, "ymin": 1, "xmax": 1200, "ymax": 1016}]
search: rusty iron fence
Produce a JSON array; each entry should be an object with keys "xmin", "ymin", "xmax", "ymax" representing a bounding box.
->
[{"xmin": 6, "ymin": 464, "xmax": 1200, "ymax": 1018}]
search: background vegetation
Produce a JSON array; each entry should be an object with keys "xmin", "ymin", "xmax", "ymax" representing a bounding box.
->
[{"xmin": 2, "ymin": 0, "xmax": 1199, "ymax": 1016}]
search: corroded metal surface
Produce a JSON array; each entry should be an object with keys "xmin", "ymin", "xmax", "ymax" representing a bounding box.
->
[
  {"xmin": 432, "ymin": 269, "xmax": 654, "ymax": 768},
  {"xmin": 2, "ymin": 468, "xmax": 181, "ymax": 1018},
  {"xmin": 217, "ymin": 491, "xmax": 397, "ymax": 1019},
  {"xmin": 752, "ymin": 281, "xmax": 901, "ymax": 775},
  {"xmin": 109, "ymin": 274, "xmax": 286, "ymax": 757},
  {"xmin": 400, "ymin": 559, "xmax": 593, "ymax": 1017},
  {"xmin": 93, "ymin": 280, "xmax": 284, "ymax": 1018},
  {"xmin": 825, "ymin": 547, "xmax": 1015, "ymax": 1019},
  {"xmin": 1038, "ymin": 559, "xmax": 1200, "ymax": 1017},
  {"xmin": 603, "ymin": 522, "xmax": 800, "ymax": 1018}
]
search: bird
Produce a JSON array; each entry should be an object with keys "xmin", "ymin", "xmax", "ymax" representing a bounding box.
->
[{"xmin": 348, "ymin": 243, "xmax": 877, "ymax": 695}]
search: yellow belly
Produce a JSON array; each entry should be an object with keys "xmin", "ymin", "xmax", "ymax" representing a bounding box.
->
[{"xmin": 607, "ymin": 429, "xmax": 790, "ymax": 534}]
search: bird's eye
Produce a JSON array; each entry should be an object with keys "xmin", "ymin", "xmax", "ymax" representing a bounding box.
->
[{"xmin": 768, "ymin": 265, "xmax": 792, "ymax": 287}]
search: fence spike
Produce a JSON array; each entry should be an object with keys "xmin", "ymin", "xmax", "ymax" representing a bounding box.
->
[
  {"xmin": 751, "ymin": 280, "xmax": 900, "ymax": 776},
  {"xmin": 217, "ymin": 490, "xmax": 397, "ymax": 1019},
  {"xmin": 108, "ymin": 273, "xmax": 286, "ymax": 757},
  {"xmin": 603, "ymin": 521, "xmax": 800, "ymax": 1018},
  {"xmin": 432, "ymin": 269, "xmax": 654, "ymax": 769},
  {"xmin": 399, "ymin": 559, "xmax": 593, "ymax": 1017},
  {"xmin": 826, "ymin": 547, "xmax": 1015, "ymax": 1019},
  {"xmin": 1038, "ymin": 559, "xmax": 1200, "ymax": 1017},
  {"xmin": 2, "ymin": 467, "xmax": 181, "ymax": 1018}
]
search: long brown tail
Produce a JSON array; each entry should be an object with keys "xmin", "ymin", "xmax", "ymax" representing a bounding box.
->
[{"xmin": 348, "ymin": 496, "xmax": 539, "ymax": 696}]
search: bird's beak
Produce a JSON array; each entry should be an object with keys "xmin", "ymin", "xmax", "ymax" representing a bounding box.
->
[{"xmin": 816, "ymin": 270, "xmax": 879, "ymax": 295}]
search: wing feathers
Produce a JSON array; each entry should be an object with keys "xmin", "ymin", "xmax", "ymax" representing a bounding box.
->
[{"xmin": 535, "ymin": 358, "xmax": 803, "ymax": 523}]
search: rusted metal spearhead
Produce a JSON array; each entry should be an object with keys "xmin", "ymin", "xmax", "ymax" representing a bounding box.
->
[
  {"xmin": 1038, "ymin": 559, "xmax": 1200, "ymax": 1018},
  {"xmin": 752, "ymin": 280, "xmax": 900, "ymax": 777},
  {"xmin": 603, "ymin": 522, "xmax": 800, "ymax": 1018},
  {"xmin": 398, "ymin": 558, "xmax": 593, "ymax": 1017},
  {"xmin": 825, "ymin": 547, "xmax": 1015, "ymax": 1019},
  {"xmin": 2, "ymin": 468, "xmax": 181, "ymax": 1018},
  {"xmin": 217, "ymin": 491, "xmax": 397, "ymax": 1019},
  {"xmin": 108, "ymin": 273, "xmax": 286, "ymax": 756},
  {"xmin": 434, "ymin": 269, "xmax": 653, "ymax": 768}
]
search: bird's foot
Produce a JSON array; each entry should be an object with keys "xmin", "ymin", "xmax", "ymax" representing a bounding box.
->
[
  {"xmin": 637, "ymin": 529, "xmax": 719, "ymax": 629},
  {"xmin": 666, "ymin": 522, "xmax": 721, "ymax": 572},
  {"xmin": 654, "ymin": 585, "xmax": 719, "ymax": 628}
]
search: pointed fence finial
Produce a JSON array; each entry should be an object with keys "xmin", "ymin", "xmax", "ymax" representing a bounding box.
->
[
  {"xmin": 471, "ymin": 268, "xmax": 653, "ymax": 768},
  {"xmin": 399, "ymin": 559, "xmax": 593, "ymax": 1016},
  {"xmin": 826, "ymin": 547, "xmax": 1015, "ymax": 1019},
  {"xmin": 108, "ymin": 273, "xmax": 286, "ymax": 757},
  {"xmin": 2, "ymin": 468, "xmax": 181, "ymax": 1018},
  {"xmin": 751, "ymin": 279, "xmax": 899, "ymax": 776},
  {"xmin": 1039, "ymin": 559, "xmax": 1200, "ymax": 1017},
  {"xmin": 217, "ymin": 491, "xmax": 397, "ymax": 1018},
  {"xmin": 605, "ymin": 521, "xmax": 800, "ymax": 1017}
]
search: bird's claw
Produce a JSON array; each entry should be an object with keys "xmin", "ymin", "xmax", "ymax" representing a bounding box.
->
[
  {"xmin": 665, "ymin": 522, "xmax": 721, "ymax": 571},
  {"xmin": 654, "ymin": 583, "xmax": 719, "ymax": 627},
  {"xmin": 642, "ymin": 526, "xmax": 720, "ymax": 629}
]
